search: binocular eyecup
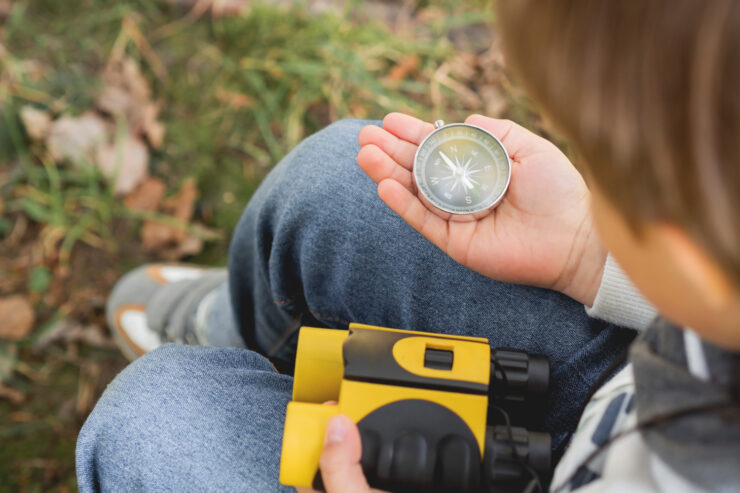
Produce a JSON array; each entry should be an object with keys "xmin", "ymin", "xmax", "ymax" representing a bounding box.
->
[
  {"xmin": 484, "ymin": 425, "xmax": 551, "ymax": 491},
  {"xmin": 489, "ymin": 349, "xmax": 550, "ymax": 426}
]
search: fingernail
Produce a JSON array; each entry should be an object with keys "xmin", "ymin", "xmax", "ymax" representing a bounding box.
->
[{"xmin": 325, "ymin": 416, "xmax": 346, "ymax": 444}]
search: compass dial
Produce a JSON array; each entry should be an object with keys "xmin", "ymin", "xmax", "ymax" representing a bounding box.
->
[{"xmin": 413, "ymin": 123, "xmax": 510, "ymax": 216}]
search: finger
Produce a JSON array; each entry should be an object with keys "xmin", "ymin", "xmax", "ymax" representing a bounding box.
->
[
  {"xmin": 464, "ymin": 114, "xmax": 558, "ymax": 160},
  {"xmin": 357, "ymin": 144, "xmax": 414, "ymax": 190},
  {"xmin": 377, "ymin": 179, "xmax": 449, "ymax": 251},
  {"xmin": 358, "ymin": 124, "xmax": 418, "ymax": 171},
  {"xmin": 381, "ymin": 112, "xmax": 435, "ymax": 145},
  {"xmin": 319, "ymin": 415, "xmax": 371, "ymax": 493}
]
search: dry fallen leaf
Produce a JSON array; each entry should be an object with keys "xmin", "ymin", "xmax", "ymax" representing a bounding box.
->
[
  {"xmin": 0, "ymin": 384, "xmax": 25, "ymax": 405},
  {"xmin": 164, "ymin": 0, "xmax": 251, "ymax": 19},
  {"xmin": 97, "ymin": 56, "xmax": 166, "ymax": 149},
  {"xmin": 389, "ymin": 54, "xmax": 420, "ymax": 82},
  {"xmin": 175, "ymin": 234, "xmax": 204, "ymax": 257},
  {"xmin": 122, "ymin": 56, "xmax": 151, "ymax": 101},
  {"xmin": 0, "ymin": 295, "xmax": 35, "ymax": 340},
  {"xmin": 140, "ymin": 221, "xmax": 176, "ymax": 253},
  {"xmin": 141, "ymin": 178, "xmax": 203, "ymax": 259},
  {"xmin": 96, "ymin": 85, "xmax": 131, "ymax": 117},
  {"xmin": 212, "ymin": 0, "xmax": 249, "ymax": 18},
  {"xmin": 20, "ymin": 105, "xmax": 52, "ymax": 141},
  {"xmin": 96, "ymin": 133, "xmax": 149, "ymax": 195},
  {"xmin": 0, "ymin": 0, "xmax": 11, "ymax": 20},
  {"xmin": 46, "ymin": 112, "xmax": 107, "ymax": 165},
  {"xmin": 164, "ymin": 177, "xmax": 197, "ymax": 224},
  {"xmin": 216, "ymin": 88, "xmax": 255, "ymax": 110},
  {"xmin": 141, "ymin": 102, "xmax": 166, "ymax": 149},
  {"xmin": 141, "ymin": 225, "xmax": 203, "ymax": 260},
  {"xmin": 42, "ymin": 58, "xmax": 157, "ymax": 194},
  {"xmin": 124, "ymin": 177, "xmax": 166, "ymax": 212}
]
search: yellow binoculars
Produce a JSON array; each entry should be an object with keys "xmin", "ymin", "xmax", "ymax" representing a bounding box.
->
[{"xmin": 280, "ymin": 323, "xmax": 551, "ymax": 492}]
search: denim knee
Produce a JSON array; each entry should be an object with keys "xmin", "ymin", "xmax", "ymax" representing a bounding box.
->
[
  {"xmin": 285, "ymin": 118, "xmax": 381, "ymax": 200},
  {"xmin": 311, "ymin": 117, "xmax": 379, "ymax": 148},
  {"xmin": 230, "ymin": 117, "xmax": 384, "ymax": 258},
  {"xmin": 80, "ymin": 344, "xmax": 281, "ymax": 431},
  {"xmin": 76, "ymin": 345, "xmax": 293, "ymax": 492},
  {"xmin": 226, "ymin": 117, "xmax": 390, "ymax": 356}
]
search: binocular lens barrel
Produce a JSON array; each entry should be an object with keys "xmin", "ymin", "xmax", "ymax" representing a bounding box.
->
[
  {"xmin": 484, "ymin": 425, "xmax": 551, "ymax": 490},
  {"xmin": 489, "ymin": 350, "xmax": 550, "ymax": 425}
]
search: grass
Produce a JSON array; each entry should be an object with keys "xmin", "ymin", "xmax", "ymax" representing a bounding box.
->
[
  {"xmin": 0, "ymin": 0, "xmax": 546, "ymax": 490},
  {"xmin": 2, "ymin": 0, "xmax": 496, "ymax": 241}
]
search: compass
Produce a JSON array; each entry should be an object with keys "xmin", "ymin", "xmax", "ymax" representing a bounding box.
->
[{"xmin": 413, "ymin": 120, "xmax": 511, "ymax": 220}]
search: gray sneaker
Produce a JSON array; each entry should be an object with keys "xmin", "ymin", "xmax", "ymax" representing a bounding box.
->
[{"xmin": 106, "ymin": 263, "xmax": 227, "ymax": 360}]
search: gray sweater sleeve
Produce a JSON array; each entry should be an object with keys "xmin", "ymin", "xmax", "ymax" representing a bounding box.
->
[{"xmin": 584, "ymin": 254, "xmax": 658, "ymax": 331}]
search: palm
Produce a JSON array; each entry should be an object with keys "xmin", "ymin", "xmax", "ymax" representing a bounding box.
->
[
  {"xmin": 357, "ymin": 113, "xmax": 603, "ymax": 303},
  {"xmin": 450, "ymin": 146, "xmax": 590, "ymax": 289}
]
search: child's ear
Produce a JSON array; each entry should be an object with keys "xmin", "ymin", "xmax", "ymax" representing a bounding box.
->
[{"xmin": 656, "ymin": 224, "xmax": 735, "ymax": 311}]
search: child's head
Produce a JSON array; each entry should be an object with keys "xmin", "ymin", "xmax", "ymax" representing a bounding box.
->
[{"xmin": 496, "ymin": 1, "xmax": 740, "ymax": 348}]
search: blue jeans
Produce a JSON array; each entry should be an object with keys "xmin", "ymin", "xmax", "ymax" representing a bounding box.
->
[{"xmin": 76, "ymin": 119, "xmax": 635, "ymax": 492}]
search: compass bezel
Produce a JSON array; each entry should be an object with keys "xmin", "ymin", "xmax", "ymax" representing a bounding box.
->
[{"xmin": 413, "ymin": 123, "xmax": 511, "ymax": 218}]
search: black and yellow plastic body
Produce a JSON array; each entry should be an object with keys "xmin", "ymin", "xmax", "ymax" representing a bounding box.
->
[{"xmin": 280, "ymin": 323, "xmax": 492, "ymax": 489}]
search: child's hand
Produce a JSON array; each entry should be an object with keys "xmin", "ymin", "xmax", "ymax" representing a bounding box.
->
[
  {"xmin": 357, "ymin": 113, "xmax": 606, "ymax": 306},
  {"xmin": 296, "ymin": 415, "xmax": 387, "ymax": 493}
]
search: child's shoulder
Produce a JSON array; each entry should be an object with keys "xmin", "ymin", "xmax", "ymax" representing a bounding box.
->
[{"xmin": 554, "ymin": 319, "xmax": 740, "ymax": 492}]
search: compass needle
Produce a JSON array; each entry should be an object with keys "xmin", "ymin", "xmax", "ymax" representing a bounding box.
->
[{"xmin": 439, "ymin": 151, "xmax": 458, "ymax": 173}]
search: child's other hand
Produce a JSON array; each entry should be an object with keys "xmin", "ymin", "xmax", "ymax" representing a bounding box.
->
[
  {"xmin": 357, "ymin": 113, "xmax": 606, "ymax": 306},
  {"xmin": 296, "ymin": 415, "xmax": 387, "ymax": 493}
]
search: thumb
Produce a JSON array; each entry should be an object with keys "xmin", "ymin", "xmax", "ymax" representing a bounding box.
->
[
  {"xmin": 465, "ymin": 113, "xmax": 557, "ymax": 158},
  {"xmin": 319, "ymin": 415, "xmax": 371, "ymax": 493}
]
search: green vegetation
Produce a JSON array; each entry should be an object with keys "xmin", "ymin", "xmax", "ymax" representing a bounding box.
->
[{"xmin": 2, "ymin": 0, "xmax": 496, "ymax": 238}]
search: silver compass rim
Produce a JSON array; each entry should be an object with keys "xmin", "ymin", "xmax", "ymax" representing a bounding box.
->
[{"xmin": 412, "ymin": 122, "xmax": 512, "ymax": 215}]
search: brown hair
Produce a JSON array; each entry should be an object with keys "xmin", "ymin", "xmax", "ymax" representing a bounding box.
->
[{"xmin": 496, "ymin": 1, "xmax": 740, "ymax": 285}]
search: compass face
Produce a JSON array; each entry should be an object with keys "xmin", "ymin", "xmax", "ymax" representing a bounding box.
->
[{"xmin": 413, "ymin": 123, "xmax": 510, "ymax": 215}]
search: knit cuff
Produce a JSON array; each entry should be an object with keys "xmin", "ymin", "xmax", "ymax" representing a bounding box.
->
[{"xmin": 585, "ymin": 254, "xmax": 658, "ymax": 331}]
